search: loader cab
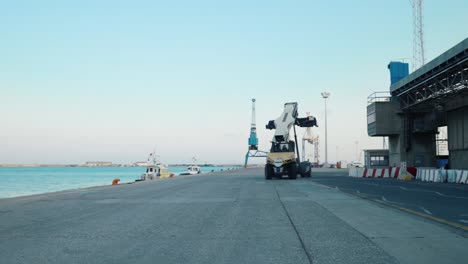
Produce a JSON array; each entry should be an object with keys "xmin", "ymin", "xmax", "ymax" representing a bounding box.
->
[{"xmin": 271, "ymin": 140, "xmax": 295, "ymax": 153}]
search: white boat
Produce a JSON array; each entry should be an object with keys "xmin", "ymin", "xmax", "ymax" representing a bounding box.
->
[
  {"xmin": 180, "ymin": 165, "xmax": 201, "ymax": 175},
  {"xmin": 138, "ymin": 152, "xmax": 173, "ymax": 181},
  {"xmin": 180, "ymin": 157, "xmax": 202, "ymax": 175}
]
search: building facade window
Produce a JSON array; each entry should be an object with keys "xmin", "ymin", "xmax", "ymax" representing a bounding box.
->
[{"xmin": 370, "ymin": 155, "xmax": 389, "ymax": 166}]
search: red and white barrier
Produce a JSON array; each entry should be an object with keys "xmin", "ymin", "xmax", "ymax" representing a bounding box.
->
[
  {"xmin": 363, "ymin": 168, "xmax": 389, "ymax": 178},
  {"xmin": 348, "ymin": 167, "xmax": 392, "ymax": 178},
  {"xmin": 349, "ymin": 166, "xmax": 468, "ymax": 184},
  {"xmin": 388, "ymin": 167, "xmax": 401, "ymax": 178}
]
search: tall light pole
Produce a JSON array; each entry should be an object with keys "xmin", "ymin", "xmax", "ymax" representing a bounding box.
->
[{"xmin": 321, "ymin": 92, "xmax": 330, "ymax": 166}]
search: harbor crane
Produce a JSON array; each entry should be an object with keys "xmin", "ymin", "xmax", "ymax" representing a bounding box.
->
[{"xmin": 244, "ymin": 99, "xmax": 268, "ymax": 167}]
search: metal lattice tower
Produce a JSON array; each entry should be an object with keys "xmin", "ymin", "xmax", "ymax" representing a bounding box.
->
[
  {"xmin": 410, "ymin": 0, "xmax": 425, "ymax": 71},
  {"xmin": 302, "ymin": 113, "xmax": 313, "ymax": 162},
  {"xmin": 313, "ymin": 136, "xmax": 320, "ymax": 164},
  {"xmin": 302, "ymin": 112, "xmax": 320, "ymax": 164}
]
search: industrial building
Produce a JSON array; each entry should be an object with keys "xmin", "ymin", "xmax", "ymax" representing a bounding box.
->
[{"xmin": 367, "ymin": 38, "xmax": 468, "ymax": 169}]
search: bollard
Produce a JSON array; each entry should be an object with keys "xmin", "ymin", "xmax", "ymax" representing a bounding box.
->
[{"xmin": 112, "ymin": 178, "xmax": 120, "ymax": 185}]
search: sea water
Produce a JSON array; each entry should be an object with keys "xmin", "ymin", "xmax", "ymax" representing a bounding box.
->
[{"xmin": 0, "ymin": 166, "xmax": 239, "ymax": 199}]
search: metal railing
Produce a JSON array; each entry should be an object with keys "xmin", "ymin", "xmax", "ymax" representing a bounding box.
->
[{"xmin": 367, "ymin": 91, "xmax": 391, "ymax": 105}]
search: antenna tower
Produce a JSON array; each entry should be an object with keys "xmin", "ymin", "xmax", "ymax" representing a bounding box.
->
[{"xmin": 410, "ymin": 0, "xmax": 425, "ymax": 70}]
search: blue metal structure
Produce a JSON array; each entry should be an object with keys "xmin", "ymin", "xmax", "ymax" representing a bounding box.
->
[
  {"xmin": 388, "ymin": 61, "xmax": 409, "ymax": 85},
  {"xmin": 248, "ymin": 131, "xmax": 258, "ymax": 147},
  {"xmin": 244, "ymin": 99, "xmax": 268, "ymax": 167}
]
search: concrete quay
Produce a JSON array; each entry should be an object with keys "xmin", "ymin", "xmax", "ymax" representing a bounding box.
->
[{"xmin": 0, "ymin": 168, "xmax": 466, "ymax": 264}]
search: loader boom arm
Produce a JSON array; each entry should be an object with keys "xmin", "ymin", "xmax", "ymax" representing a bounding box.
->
[{"xmin": 266, "ymin": 102, "xmax": 317, "ymax": 144}]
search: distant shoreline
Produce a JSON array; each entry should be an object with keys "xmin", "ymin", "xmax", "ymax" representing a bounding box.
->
[{"xmin": 0, "ymin": 164, "xmax": 244, "ymax": 168}]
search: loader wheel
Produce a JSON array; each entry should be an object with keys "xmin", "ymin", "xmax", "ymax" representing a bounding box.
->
[
  {"xmin": 265, "ymin": 164, "xmax": 273, "ymax": 180},
  {"xmin": 306, "ymin": 168, "xmax": 312, "ymax": 178},
  {"xmin": 288, "ymin": 163, "xmax": 297, "ymax": 180}
]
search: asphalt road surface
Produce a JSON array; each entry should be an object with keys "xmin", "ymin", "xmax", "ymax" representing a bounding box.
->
[
  {"xmin": 0, "ymin": 168, "xmax": 467, "ymax": 264},
  {"xmin": 310, "ymin": 171, "xmax": 468, "ymax": 229}
]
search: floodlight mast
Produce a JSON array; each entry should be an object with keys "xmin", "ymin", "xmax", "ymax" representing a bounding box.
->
[{"xmin": 321, "ymin": 92, "xmax": 330, "ymax": 166}]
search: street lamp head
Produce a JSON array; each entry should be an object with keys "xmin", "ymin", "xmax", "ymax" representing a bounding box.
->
[
  {"xmin": 321, "ymin": 92, "xmax": 330, "ymax": 98},
  {"xmin": 252, "ymin": 98, "xmax": 256, "ymax": 102}
]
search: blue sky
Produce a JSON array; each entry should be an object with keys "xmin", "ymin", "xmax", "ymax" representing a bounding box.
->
[{"xmin": 1, "ymin": 0, "xmax": 467, "ymax": 164}]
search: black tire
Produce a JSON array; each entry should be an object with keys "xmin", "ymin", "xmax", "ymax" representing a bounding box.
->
[
  {"xmin": 306, "ymin": 167, "xmax": 312, "ymax": 178},
  {"xmin": 265, "ymin": 164, "xmax": 273, "ymax": 180},
  {"xmin": 288, "ymin": 163, "xmax": 297, "ymax": 180},
  {"xmin": 298, "ymin": 162, "xmax": 311, "ymax": 178}
]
